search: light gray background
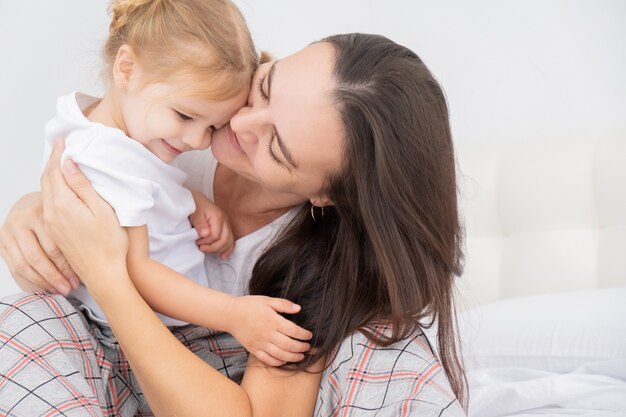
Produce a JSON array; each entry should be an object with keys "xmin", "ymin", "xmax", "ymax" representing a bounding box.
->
[{"xmin": 1, "ymin": 0, "xmax": 625, "ymax": 296}]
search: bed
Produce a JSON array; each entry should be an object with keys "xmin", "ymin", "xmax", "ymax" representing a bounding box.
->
[{"xmin": 455, "ymin": 136, "xmax": 626, "ymax": 416}]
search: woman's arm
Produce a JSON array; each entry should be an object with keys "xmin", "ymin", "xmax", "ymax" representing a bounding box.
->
[
  {"xmin": 242, "ymin": 356, "xmax": 323, "ymax": 417},
  {"xmin": 0, "ymin": 192, "xmax": 78, "ymax": 294},
  {"xmin": 41, "ymin": 140, "xmax": 321, "ymax": 416}
]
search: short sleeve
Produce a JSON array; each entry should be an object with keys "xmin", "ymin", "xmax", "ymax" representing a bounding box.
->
[
  {"xmin": 315, "ymin": 326, "xmax": 466, "ymax": 417},
  {"xmin": 62, "ymin": 129, "xmax": 158, "ymax": 227}
]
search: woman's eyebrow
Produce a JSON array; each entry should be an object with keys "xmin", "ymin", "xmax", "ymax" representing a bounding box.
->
[{"xmin": 267, "ymin": 61, "xmax": 298, "ymax": 168}]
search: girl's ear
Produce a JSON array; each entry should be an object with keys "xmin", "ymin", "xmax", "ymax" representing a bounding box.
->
[{"xmin": 112, "ymin": 44, "xmax": 138, "ymax": 89}]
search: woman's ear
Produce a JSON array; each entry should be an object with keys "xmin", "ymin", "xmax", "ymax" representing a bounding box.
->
[
  {"xmin": 310, "ymin": 196, "xmax": 334, "ymax": 207},
  {"xmin": 112, "ymin": 44, "xmax": 139, "ymax": 91}
]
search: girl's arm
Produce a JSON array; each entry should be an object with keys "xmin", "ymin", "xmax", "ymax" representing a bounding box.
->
[
  {"xmin": 126, "ymin": 226, "xmax": 312, "ymax": 365},
  {"xmin": 41, "ymin": 140, "xmax": 322, "ymax": 416},
  {"xmin": 126, "ymin": 225, "xmax": 236, "ymax": 328},
  {"xmin": 98, "ymin": 277, "xmax": 322, "ymax": 416}
]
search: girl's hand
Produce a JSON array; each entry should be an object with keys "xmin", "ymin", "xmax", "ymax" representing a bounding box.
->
[
  {"xmin": 41, "ymin": 139, "xmax": 129, "ymax": 295},
  {"xmin": 0, "ymin": 192, "xmax": 79, "ymax": 294},
  {"xmin": 189, "ymin": 191, "xmax": 235, "ymax": 259},
  {"xmin": 227, "ymin": 295, "xmax": 313, "ymax": 367}
]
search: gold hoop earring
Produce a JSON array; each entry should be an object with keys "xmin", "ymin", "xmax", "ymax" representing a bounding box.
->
[{"xmin": 310, "ymin": 204, "xmax": 324, "ymax": 221}]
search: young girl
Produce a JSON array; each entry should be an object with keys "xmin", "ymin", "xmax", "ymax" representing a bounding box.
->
[{"xmin": 43, "ymin": 0, "xmax": 312, "ymax": 365}]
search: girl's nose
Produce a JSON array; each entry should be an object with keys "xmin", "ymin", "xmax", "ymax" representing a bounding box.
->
[{"xmin": 183, "ymin": 125, "xmax": 213, "ymax": 150}]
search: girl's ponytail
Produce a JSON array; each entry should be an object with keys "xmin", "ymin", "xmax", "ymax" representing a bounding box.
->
[{"xmin": 108, "ymin": 0, "xmax": 153, "ymax": 34}]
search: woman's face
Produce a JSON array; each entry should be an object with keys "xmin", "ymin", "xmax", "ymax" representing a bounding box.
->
[{"xmin": 211, "ymin": 42, "xmax": 344, "ymax": 203}]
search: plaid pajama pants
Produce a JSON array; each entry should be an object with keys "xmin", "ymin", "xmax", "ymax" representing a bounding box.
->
[
  {"xmin": 0, "ymin": 292, "xmax": 465, "ymax": 417},
  {"xmin": 0, "ymin": 292, "xmax": 246, "ymax": 416}
]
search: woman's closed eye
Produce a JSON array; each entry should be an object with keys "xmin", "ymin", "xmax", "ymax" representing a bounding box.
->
[
  {"xmin": 256, "ymin": 75, "xmax": 269, "ymax": 102},
  {"xmin": 267, "ymin": 137, "xmax": 281, "ymax": 165},
  {"xmin": 267, "ymin": 136, "xmax": 289, "ymax": 169}
]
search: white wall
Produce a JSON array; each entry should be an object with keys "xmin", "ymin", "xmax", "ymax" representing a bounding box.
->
[{"xmin": 1, "ymin": 0, "xmax": 625, "ymax": 296}]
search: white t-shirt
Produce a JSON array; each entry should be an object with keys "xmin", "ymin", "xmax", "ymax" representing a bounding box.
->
[
  {"xmin": 175, "ymin": 148, "xmax": 298, "ymax": 298},
  {"xmin": 43, "ymin": 92, "xmax": 297, "ymax": 326}
]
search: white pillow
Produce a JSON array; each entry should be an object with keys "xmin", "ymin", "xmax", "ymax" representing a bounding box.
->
[{"xmin": 458, "ymin": 287, "xmax": 626, "ymax": 374}]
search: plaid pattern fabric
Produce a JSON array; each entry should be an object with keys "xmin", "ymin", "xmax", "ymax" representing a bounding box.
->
[
  {"xmin": 0, "ymin": 292, "xmax": 247, "ymax": 417},
  {"xmin": 0, "ymin": 292, "xmax": 464, "ymax": 416},
  {"xmin": 315, "ymin": 325, "xmax": 465, "ymax": 416}
]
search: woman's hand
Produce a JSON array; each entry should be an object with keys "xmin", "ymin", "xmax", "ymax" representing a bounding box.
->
[
  {"xmin": 41, "ymin": 139, "xmax": 129, "ymax": 296},
  {"xmin": 0, "ymin": 192, "xmax": 79, "ymax": 295}
]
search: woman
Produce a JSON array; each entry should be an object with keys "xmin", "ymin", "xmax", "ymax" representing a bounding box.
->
[{"xmin": 0, "ymin": 34, "xmax": 466, "ymax": 416}]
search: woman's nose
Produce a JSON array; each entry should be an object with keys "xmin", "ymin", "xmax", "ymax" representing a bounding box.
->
[{"xmin": 229, "ymin": 106, "xmax": 270, "ymax": 145}]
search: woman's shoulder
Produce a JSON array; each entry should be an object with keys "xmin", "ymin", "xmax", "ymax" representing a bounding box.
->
[{"xmin": 316, "ymin": 324, "xmax": 466, "ymax": 416}]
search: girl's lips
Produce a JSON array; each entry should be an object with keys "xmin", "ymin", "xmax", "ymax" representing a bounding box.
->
[
  {"xmin": 162, "ymin": 139, "xmax": 182, "ymax": 155},
  {"xmin": 228, "ymin": 125, "xmax": 245, "ymax": 154}
]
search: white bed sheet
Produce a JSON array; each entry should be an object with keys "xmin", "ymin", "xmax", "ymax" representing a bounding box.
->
[
  {"xmin": 462, "ymin": 288, "xmax": 626, "ymax": 417},
  {"xmin": 468, "ymin": 360, "xmax": 626, "ymax": 416}
]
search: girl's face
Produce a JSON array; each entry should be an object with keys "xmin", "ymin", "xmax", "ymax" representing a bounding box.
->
[
  {"xmin": 211, "ymin": 42, "xmax": 345, "ymax": 203},
  {"xmin": 119, "ymin": 76, "xmax": 249, "ymax": 164}
]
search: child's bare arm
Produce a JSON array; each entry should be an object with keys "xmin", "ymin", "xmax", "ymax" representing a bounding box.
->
[
  {"xmin": 126, "ymin": 226, "xmax": 312, "ymax": 365},
  {"xmin": 126, "ymin": 226, "xmax": 234, "ymax": 329}
]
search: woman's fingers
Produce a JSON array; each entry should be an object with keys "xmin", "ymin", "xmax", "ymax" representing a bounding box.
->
[
  {"xmin": 0, "ymin": 190, "xmax": 75, "ymax": 294},
  {"xmin": 41, "ymin": 139, "xmax": 66, "ymax": 219},
  {"xmin": 33, "ymin": 223, "xmax": 80, "ymax": 289},
  {"xmin": 20, "ymin": 230, "xmax": 74, "ymax": 294},
  {"xmin": 0, "ymin": 232, "xmax": 57, "ymax": 293},
  {"xmin": 61, "ymin": 159, "xmax": 106, "ymax": 211}
]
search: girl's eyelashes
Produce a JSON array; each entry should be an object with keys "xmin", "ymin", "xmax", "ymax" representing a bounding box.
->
[
  {"xmin": 256, "ymin": 75, "xmax": 269, "ymax": 101},
  {"xmin": 174, "ymin": 110, "xmax": 192, "ymax": 121}
]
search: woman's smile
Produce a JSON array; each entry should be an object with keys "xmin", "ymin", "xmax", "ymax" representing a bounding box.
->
[{"xmin": 227, "ymin": 124, "xmax": 245, "ymax": 155}]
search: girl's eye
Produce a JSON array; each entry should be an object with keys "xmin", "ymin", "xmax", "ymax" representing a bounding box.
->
[
  {"xmin": 256, "ymin": 75, "xmax": 269, "ymax": 101},
  {"xmin": 175, "ymin": 110, "xmax": 192, "ymax": 121}
]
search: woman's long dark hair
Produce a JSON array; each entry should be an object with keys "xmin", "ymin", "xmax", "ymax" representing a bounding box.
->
[{"xmin": 248, "ymin": 33, "xmax": 467, "ymax": 407}]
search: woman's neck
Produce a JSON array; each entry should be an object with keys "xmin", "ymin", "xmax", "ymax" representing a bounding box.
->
[{"xmin": 213, "ymin": 164, "xmax": 305, "ymax": 239}]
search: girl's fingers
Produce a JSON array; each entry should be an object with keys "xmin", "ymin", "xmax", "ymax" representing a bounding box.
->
[
  {"xmin": 271, "ymin": 332, "xmax": 310, "ymax": 354},
  {"xmin": 253, "ymin": 350, "xmax": 287, "ymax": 368},
  {"xmin": 263, "ymin": 343, "xmax": 305, "ymax": 364},
  {"xmin": 207, "ymin": 215, "xmax": 223, "ymax": 242},
  {"xmin": 218, "ymin": 224, "xmax": 235, "ymax": 260},
  {"xmin": 278, "ymin": 319, "xmax": 314, "ymax": 342},
  {"xmin": 267, "ymin": 297, "xmax": 301, "ymax": 314}
]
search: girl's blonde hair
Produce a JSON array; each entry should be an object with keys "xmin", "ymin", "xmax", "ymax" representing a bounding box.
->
[{"xmin": 104, "ymin": 0, "xmax": 257, "ymax": 99}]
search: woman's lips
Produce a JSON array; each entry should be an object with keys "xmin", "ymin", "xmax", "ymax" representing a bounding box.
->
[
  {"xmin": 162, "ymin": 139, "xmax": 182, "ymax": 155},
  {"xmin": 228, "ymin": 125, "xmax": 245, "ymax": 154}
]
